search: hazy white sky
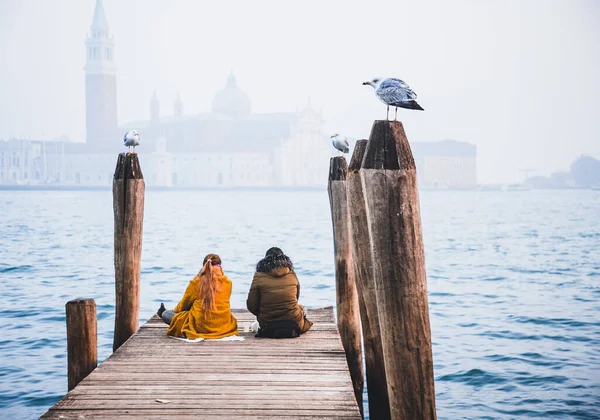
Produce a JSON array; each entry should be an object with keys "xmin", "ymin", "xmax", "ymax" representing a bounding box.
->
[{"xmin": 0, "ymin": 0, "xmax": 598, "ymax": 183}]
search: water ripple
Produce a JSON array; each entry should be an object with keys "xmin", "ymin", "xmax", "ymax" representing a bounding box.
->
[{"xmin": 1, "ymin": 189, "xmax": 599, "ymax": 420}]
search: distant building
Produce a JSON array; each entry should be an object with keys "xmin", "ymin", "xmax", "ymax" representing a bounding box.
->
[
  {"xmin": 117, "ymin": 72, "xmax": 328, "ymax": 187},
  {"xmin": 0, "ymin": 0, "xmax": 477, "ymax": 189},
  {"xmin": 570, "ymin": 155, "xmax": 600, "ymax": 187},
  {"xmin": 0, "ymin": 138, "xmax": 67, "ymax": 185},
  {"xmin": 412, "ymin": 139, "xmax": 477, "ymax": 187},
  {"xmin": 1, "ymin": 0, "xmax": 330, "ymax": 188}
]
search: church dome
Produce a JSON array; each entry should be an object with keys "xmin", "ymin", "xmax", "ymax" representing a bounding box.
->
[{"xmin": 211, "ymin": 73, "xmax": 251, "ymax": 118}]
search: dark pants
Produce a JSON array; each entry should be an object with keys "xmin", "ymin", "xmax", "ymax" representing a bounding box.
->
[{"xmin": 161, "ymin": 310, "xmax": 176, "ymax": 325}]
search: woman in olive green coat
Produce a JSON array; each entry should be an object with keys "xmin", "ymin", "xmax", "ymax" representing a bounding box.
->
[{"xmin": 246, "ymin": 247, "xmax": 313, "ymax": 335}]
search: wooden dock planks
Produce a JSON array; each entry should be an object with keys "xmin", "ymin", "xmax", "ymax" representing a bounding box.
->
[{"xmin": 42, "ymin": 307, "xmax": 362, "ymax": 419}]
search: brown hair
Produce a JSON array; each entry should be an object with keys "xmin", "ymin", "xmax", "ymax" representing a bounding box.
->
[{"xmin": 197, "ymin": 253, "xmax": 222, "ymax": 319}]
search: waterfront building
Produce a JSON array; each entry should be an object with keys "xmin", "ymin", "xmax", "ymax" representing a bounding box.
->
[
  {"xmin": 0, "ymin": 0, "xmax": 476, "ymax": 189},
  {"xmin": 413, "ymin": 139, "xmax": 477, "ymax": 187}
]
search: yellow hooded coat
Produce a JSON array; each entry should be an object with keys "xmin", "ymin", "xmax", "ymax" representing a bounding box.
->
[{"xmin": 166, "ymin": 274, "xmax": 238, "ymax": 340}]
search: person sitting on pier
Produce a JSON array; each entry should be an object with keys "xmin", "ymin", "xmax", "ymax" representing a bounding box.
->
[
  {"xmin": 246, "ymin": 247, "xmax": 313, "ymax": 338},
  {"xmin": 157, "ymin": 253, "xmax": 238, "ymax": 339}
]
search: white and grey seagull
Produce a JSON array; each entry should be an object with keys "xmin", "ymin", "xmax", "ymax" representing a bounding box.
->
[
  {"xmin": 123, "ymin": 129, "xmax": 140, "ymax": 152},
  {"xmin": 363, "ymin": 77, "xmax": 424, "ymax": 120},
  {"xmin": 331, "ymin": 133, "xmax": 350, "ymax": 155}
]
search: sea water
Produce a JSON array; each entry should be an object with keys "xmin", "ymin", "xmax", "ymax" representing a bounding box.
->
[{"xmin": 0, "ymin": 189, "xmax": 599, "ymax": 419}]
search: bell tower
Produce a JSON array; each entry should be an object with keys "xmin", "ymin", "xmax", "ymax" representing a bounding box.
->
[{"xmin": 85, "ymin": 0, "xmax": 118, "ymax": 144}]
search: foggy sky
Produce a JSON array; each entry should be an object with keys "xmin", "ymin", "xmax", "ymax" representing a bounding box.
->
[{"xmin": 0, "ymin": 0, "xmax": 598, "ymax": 183}]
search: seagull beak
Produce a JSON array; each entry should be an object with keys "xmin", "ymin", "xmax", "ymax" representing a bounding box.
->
[{"xmin": 362, "ymin": 81, "xmax": 369, "ymax": 86}]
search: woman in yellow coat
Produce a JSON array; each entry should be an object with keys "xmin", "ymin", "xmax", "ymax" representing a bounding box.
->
[{"xmin": 157, "ymin": 254, "xmax": 238, "ymax": 339}]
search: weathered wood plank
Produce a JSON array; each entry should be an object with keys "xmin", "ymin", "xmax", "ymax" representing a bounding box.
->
[
  {"xmin": 43, "ymin": 308, "xmax": 361, "ymax": 419},
  {"xmin": 42, "ymin": 410, "xmax": 360, "ymax": 419}
]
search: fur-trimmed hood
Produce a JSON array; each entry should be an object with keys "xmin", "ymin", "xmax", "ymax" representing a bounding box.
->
[{"xmin": 256, "ymin": 254, "xmax": 294, "ymax": 275}]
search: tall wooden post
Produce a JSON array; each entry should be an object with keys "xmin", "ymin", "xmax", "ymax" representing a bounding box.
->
[
  {"xmin": 361, "ymin": 121, "xmax": 437, "ymax": 419},
  {"xmin": 113, "ymin": 153, "xmax": 145, "ymax": 351},
  {"xmin": 347, "ymin": 140, "xmax": 391, "ymax": 420},
  {"xmin": 66, "ymin": 299, "xmax": 97, "ymax": 391},
  {"xmin": 328, "ymin": 156, "xmax": 364, "ymax": 416}
]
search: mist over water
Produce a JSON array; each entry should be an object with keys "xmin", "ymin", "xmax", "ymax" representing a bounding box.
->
[{"xmin": 1, "ymin": 189, "xmax": 598, "ymax": 419}]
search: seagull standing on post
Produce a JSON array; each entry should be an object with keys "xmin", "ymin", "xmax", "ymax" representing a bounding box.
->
[
  {"xmin": 363, "ymin": 77, "xmax": 424, "ymax": 120},
  {"xmin": 123, "ymin": 130, "xmax": 141, "ymax": 152},
  {"xmin": 331, "ymin": 134, "xmax": 350, "ymax": 155}
]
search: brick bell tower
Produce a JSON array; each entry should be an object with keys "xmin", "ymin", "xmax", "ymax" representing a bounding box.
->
[{"xmin": 85, "ymin": 0, "xmax": 118, "ymax": 144}]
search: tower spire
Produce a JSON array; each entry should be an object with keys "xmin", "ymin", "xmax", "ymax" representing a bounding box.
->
[
  {"xmin": 151, "ymin": 91, "xmax": 160, "ymax": 122},
  {"xmin": 85, "ymin": 0, "xmax": 115, "ymax": 75},
  {"xmin": 174, "ymin": 92, "xmax": 183, "ymax": 116},
  {"xmin": 85, "ymin": 0, "xmax": 118, "ymax": 143},
  {"xmin": 226, "ymin": 70, "xmax": 237, "ymax": 88},
  {"xmin": 91, "ymin": 0, "xmax": 109, "ymax": 37}
]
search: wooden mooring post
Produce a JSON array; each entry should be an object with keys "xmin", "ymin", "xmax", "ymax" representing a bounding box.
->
[
  {"xmin": 328, "ymin": 156, "xmax": 364, "ymax": 416},
  {"xmin": 112, "ymin": 153, "xmax": 145, "ymax": 351},
  {"xmin": 65, "ymin": 299, "xmax": 97, "ymax": 391},
  {"xmin": 347, "ymin": 140, "xmax": 391, "ymax": 420},
  {"xmin": 361, "ymin": 120, "xmax": 437, "ymax": 419}
]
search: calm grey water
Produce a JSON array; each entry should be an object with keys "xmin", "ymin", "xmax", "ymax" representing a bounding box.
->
[{"xmin": 0, "ymin": 189, "xmax": 599, "ymax": 419}]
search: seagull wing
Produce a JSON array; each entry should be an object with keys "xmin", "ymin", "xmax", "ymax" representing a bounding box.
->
[
  {"xmin": 377, "ymin": 82, "xmax": 417, "ymax": 105},
  {"xmin": 380, "ymin": 78, "xmax": 410, "ymax": 89},
  {"xmin": 379, "ymin": 78, "xmax": 417, "ymax": 100}
]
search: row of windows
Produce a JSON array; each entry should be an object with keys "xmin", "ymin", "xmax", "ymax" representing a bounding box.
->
[
  {"xmin": 151, "ymin": 172, "xmax": 268, "ymax": 185},
  {"xmin": 170, "ymin": 156, "xmax": 267, "ymax": 164},
  {"xmin": 0, "ymin": 157, "xmax": 28, "ymax": 167},
  {"xmin": 88, "ymin": 47, "xmax": 112, "ymax": 61},
  {"xmin": 0, "ymin": 172, "xmax": 37, "ymax": 180}
]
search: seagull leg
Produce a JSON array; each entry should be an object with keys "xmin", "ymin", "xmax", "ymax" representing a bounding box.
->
[
  {"xmin": 395, "ymin": 107, "xmax": 398, "ymax": 120},
  {"xmin": 386, "ymin": 105, "xmax": 390, "ymax": 120}
]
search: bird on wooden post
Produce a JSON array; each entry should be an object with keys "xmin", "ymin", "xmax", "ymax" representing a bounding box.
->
[
  {"xmin": 363, "ymin": 77, "xmax": 424, "ymax": 120},
  {"xmin": 123, "ymin": 130, "xmax": 141, "ymax": 152},
  {"xmin": 331, "ymin": 133, "xmax": 350, "ymax": 156}
]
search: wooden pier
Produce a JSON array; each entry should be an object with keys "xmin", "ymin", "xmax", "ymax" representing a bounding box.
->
[
  {"xmin": 43, "ymin": 120, "xmax": 439, "ymax": 419},
  {"xmin": 42, "ymin": 307, "xmax": 362, "ymax": 419}
]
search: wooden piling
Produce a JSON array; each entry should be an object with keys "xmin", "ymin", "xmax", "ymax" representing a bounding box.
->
[
  {"xmin": 361, "ymin": 121, "xmax": 437, "ymax": 419},
  {"xmin": 112, "ymin": 153, "xmax": 145, "ymax": 352},
  {"xmin": 347, "ymin": 140, "xmax": 391, "ymax": 420},
  {"xmin": 66, "ymin": 299, "xmax": 97, "ymax": 391},
  {"xmin": 328, "ymin": 156, "xmax": 364, "ymax": 415}
]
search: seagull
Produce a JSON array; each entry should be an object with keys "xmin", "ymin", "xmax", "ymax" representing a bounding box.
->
[
  {"xmin": 363, "ymin": 77, "xmax": 424, "ymax": 120},
  {"xmin": 123, "ymin": 130, "xmax": 140, "ymax": 152},
  {"xmin": 331, "ymin": 134, "xmax": 350, "ymax": 155}
]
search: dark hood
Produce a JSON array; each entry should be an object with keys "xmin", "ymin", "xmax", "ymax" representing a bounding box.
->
[{"xmin": 256, "ymin": 254, "xmax": 294, "ymax": 275}]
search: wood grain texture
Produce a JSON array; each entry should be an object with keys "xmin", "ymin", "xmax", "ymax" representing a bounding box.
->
[
  {"xmin": 361, "ymin": 120, "xmax": 436, "ymax": 420},
  {"xmin": 328, "ymin": 157, "xmax": 364, "ymax": 416},
  {"xmin": 112, "ymin": 153, "xmax": 145, "ymax": 351},
  {"xmin": 347, "ymin": 140, "xmax": 391, "ymax": 420},
  {"xmin": 42, "ymin": 308, "xmax": 361, "ymax": 419},
  {"xmin": 66, "ymin": 299, "xmax": 97, "ymax": 392}
]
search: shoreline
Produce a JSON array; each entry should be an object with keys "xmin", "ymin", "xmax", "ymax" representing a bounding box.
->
[{"xmin": 0, "ymin": 185, "xmax": 597, "ymax": 192}]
